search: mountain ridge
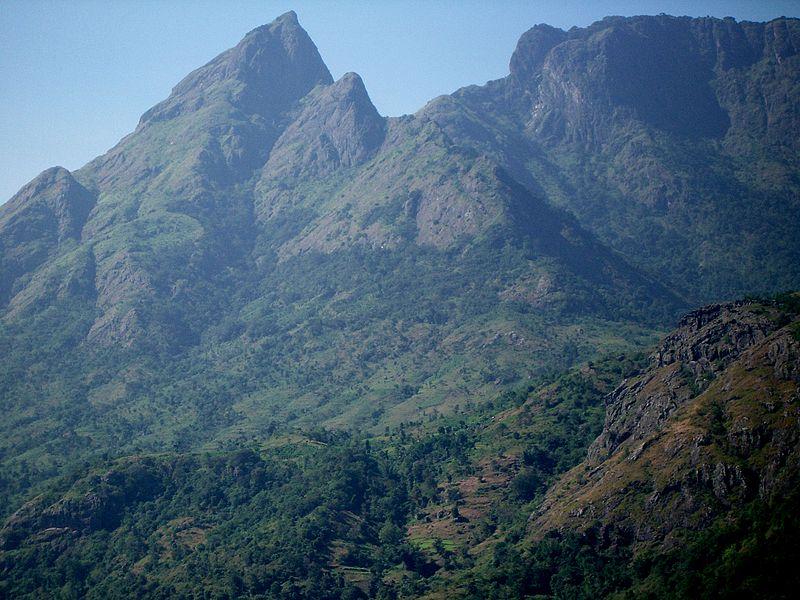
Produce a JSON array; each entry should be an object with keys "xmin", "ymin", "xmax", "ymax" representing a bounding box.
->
[{"xmin": 1, "ymin": 15, "xmax": 799, "ymax": 582}]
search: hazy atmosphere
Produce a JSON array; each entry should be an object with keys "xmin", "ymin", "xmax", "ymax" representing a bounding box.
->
[{"xmin": 2, "ymin": 2, "xmax": 800, "ymax": 598}]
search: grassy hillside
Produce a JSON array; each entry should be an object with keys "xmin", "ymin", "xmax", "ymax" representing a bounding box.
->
[
  {"xmin": 3, "ymin": 295, "xmax": 799, "ymax": 598},
  {"xmin": 0, "ymin": 350, "xmax": 637, "ymax": 598}
]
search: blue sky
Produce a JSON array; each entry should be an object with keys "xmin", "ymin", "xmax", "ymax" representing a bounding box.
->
[{"xmin": 2, "ymin": 0, "xmax": 798, "ymax": 202}]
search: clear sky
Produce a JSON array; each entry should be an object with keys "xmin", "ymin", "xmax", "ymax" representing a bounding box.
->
[{"xmin": 2, "ymin": 0, "xmax": 798, "ymax": 203}]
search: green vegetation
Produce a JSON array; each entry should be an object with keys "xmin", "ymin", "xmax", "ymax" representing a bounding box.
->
[
  {"xmin": 461, "ymin": 491, "xmax": 800, "ymax": 600},
  {"xmin": 2, "ymin": 11, "xmax": 800, "ymax": 599},
  {"xmin": 0, "ymin": 355, "xmax": 637, "ymax": 599},
  {"xmin": 3, "ymin": 340, "xmax": 798, "ymax": 599},
  {"xmin": 0, "ymin": 236, "xmax": 666, "ymax": 518}
]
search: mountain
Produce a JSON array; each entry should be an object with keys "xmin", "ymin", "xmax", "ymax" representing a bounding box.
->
[
  {"xmin": 1, "ymin": 10, "xmax": 800, "ymax": 598},
  {"xmin": 0, "ymin": 11, "xmax": 687, "ymax": 512},
  {"xmin": 425, "ymin": 15, "xmax": 800, "ymax": 302}
]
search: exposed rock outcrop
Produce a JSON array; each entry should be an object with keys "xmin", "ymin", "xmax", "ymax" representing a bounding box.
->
[
  {"xmin": 533, "ymin": 299, "xmax": 800, "ymax": 549},
  {"xmin": 0, "ymin": 167, "xmax": 95, "ymax": 304},
  {"xmin": 0, "ymin": 459, "xmax": 165, "ymax": 551},
  {"xmin": 139, "ymin": 11, "xmax": 332, "ymax": 128}
]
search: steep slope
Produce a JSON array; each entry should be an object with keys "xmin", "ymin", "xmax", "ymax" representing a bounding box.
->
[
  {"xmin": 534, "ymin": 298, "xmax": 800, "ymax": 545},
  {"xmin": 0, "ymin": 12, "xmax": 683, "ymax": 516},
  {"xmin": 438, "ymin": 296, "xmax": 799, "ymax": 599},
  {"xmin": 2, "ymin": 11, "xmax": 334, "ymax": 351},
  {"xmin": 427, "ymin": 15, "xmax": 800, "ymax": 302},
  {"xmin": 405, "ymin": 296, "xmax": 800, "ymax": 599},
  {"xmin": 68, "ymin": 10, "xmax": 334, "ymax": 348}
]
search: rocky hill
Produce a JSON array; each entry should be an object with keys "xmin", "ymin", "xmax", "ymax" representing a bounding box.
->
[{"xmin": 535, "ymin": 298, "xmax": 800, "ymax": 543}]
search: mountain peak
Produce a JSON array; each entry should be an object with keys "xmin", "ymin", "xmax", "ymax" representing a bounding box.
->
[
  {"xmin": 0, "ymin": 165, "xmax": 94, "ymax": 303},
  {"xmin": 339, "ymin": 71, "xmax": 363, "ymax": 85},
  {"xmin": 331, "ymin": 72, "xmax": 372, "ymax": 104},
  {"xmin": 241, "ymin": 9, "xmax": 305, "ymax": 48},
  {"xmin": 257, "ymin": 70, "xmax": 385, "ymax": 189},
  {"xmin": 509, "ymin": 23, "xmax": 567, "ymax": 82},
  {"xmin": 273, "ymin": 10, "xmax": 298, "ymax": 24},
  {"xmin": 138, "ymin": 11, "xmax": 332, "ymax": 127},
  {"xmin": 6, "ymin": 166, "xmax": 79, "ymax": 210}
]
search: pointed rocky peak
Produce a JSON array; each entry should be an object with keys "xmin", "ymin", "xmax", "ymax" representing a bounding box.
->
[
  {"xmin": 7, "ymin": 166, "xmax": 75, "ymax": 201},
  {"xmin": 509, "ymin": 24, "xmax": 567, "ymax": 84},
  {"xmin": 1, "ymin": 167, "xmax": 94, "ymax": 234},
  {"xmin": 259, "ymin": 71, "xmax": 386, "ymax": 183},
  {"xmin": 326, "ymin": 72, "xmax": 375, "ymax": 107},
  {"xmin": 138, "ymin": 11, "xmax": 333, "ymax": 127},
  {"xmin": 273, "ymin": 9, "xmax": 298, "ymax": 24},
  {"xmin": 0, "ymin": 166, "xmax": 95, "ymax": 303},
  {"xmin": 307, "ymin": 72, "xmax": 385, "ymax": 139}
]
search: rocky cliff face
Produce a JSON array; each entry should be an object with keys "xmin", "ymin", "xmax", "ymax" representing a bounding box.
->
[
  {"xmin": 589, "ymin": 302, "xmax": 780, "ymax": 462},
  {"xmin": 508, "ymin": 15, "xmax": 800, "ymax": 149},
  {"xmin": 533, "ymin": 298, "xmax": 800, "ymax": 548},
  {"xmin": 448, "ymin": 15, "xmax": 800, "ymax": 301},
  {"xmin": 0, "ymin": 458, "xmax": 165, "ymax": 551}
]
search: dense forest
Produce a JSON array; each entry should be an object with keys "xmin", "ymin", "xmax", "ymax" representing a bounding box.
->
[{"xmin": 3, "ymin": 294, "xmax": 800, "ymax": 598}]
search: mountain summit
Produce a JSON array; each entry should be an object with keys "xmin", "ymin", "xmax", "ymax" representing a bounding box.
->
[
  {"xmin": 139, "ymin": 10, "xmax": 332, "ymax": 128},
  {"xmin": 0, "ymin": 11, "xmax": 798, "ymax": 532}
]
